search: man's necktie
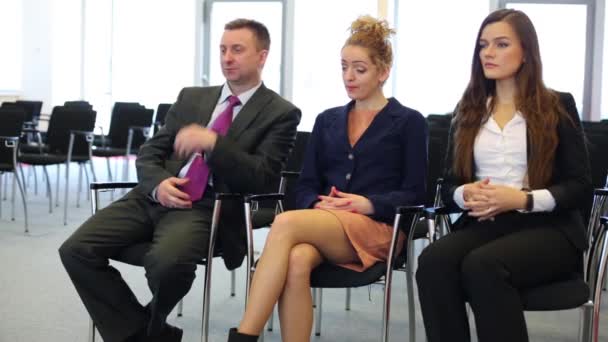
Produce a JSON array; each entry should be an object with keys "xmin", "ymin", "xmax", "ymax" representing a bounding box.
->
[{"xmin": 181, "ymin": 95, "xmax": 241, "ymax": 201}]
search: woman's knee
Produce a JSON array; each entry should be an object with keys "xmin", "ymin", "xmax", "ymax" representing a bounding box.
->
[
  {"xmin": 285, "ymin": 244, "xmax": 320, "ymax": 286},
  {"xmin": 267, "ymin": 212, "xmax": 301, "ymax": 243}
]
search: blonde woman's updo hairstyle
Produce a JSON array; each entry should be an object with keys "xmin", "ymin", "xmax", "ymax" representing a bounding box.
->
[{"xmin": 344, "ymin": 15, "xmax": 395, "ymax": 72}]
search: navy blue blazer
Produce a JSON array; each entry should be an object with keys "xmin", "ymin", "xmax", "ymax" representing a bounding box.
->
[{"xmin": 296, "ymin": 97, "xmax": 428, "ymax": 224}]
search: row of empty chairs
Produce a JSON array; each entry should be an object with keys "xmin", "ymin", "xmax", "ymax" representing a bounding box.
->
[{"xmin": 0, "ymin": 100, "xmax": 172, "ymax": 231}]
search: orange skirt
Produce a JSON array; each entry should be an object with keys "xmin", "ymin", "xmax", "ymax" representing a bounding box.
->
[{"xmin": 322, "ymin": 209, "xmax": 406, "ymax": 272}]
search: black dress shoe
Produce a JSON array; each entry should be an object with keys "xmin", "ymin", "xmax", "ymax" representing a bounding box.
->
[
  {"xmin": 134, "ymin": 323, "xmax": 182, "ymax": 342},
  {"xmin": 227, "ymin": 327, "xmax": 258, "ymax": 342}
]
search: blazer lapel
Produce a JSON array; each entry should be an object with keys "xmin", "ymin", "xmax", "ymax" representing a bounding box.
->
[
  {"xmin": 227, "ymin": 84, "xmax": 273, "ymax": 139},
  {"xmin": 198, "ymin": 86, "xmax": 222, "ymax": 126}
]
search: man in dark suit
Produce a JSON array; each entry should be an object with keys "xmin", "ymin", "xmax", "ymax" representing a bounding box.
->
[{"xmin": 59, "ymin": 19, "xmax": 301, "ymax": 342}]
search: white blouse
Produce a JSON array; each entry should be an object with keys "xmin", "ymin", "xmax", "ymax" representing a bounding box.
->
[{"xmin": 453, "ymin": 112, "xmax": 556, "ymax": 212}]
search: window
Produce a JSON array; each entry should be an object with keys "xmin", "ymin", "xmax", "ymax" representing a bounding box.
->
[
  {"xmin": 0, "ymin": 0, "xmax": 22, "ymax": 93},
  {"xmin": 505, "ymin": 3, "xmax": 587, "ymax": 116},
  {"xmin": 393, "ymin": 0, "xmax": 490, "ymax": 116},
  {"xmin": 292, "ymin": 0, "xmax": 378, "ymax": 131}
]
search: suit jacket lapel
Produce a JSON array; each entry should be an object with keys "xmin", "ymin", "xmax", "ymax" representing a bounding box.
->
[
  {"xmin": 227, "ymin": 84, "xmax": 273, "ymax": 139},
  {"xmin": 199, "ymin": 86, "xmax": 222, "ymax": 126}
]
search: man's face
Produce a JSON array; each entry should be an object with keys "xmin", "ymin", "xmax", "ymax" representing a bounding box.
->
[{"xmin": 220, "ymin": 28, "xmax": 268, "ymax": 86}]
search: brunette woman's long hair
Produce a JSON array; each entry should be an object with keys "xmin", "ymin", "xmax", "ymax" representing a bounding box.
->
[{"xmin": 453, "ymin": 9, "xmax": 569, "ymax": 188}]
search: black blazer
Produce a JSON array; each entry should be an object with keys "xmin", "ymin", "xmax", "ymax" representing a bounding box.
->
[
  {"xmin": 441, "ymin": 92, "xmax": 592, "ymax": 250},
  {"xmin": 131, "ymin": 85, "xmax": 301, "ymax": 269}
]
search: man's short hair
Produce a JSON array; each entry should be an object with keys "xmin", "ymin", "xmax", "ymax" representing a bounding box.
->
[{"xmin": 224, "ymin": 18, "xmax": 271, "ymax": 51}]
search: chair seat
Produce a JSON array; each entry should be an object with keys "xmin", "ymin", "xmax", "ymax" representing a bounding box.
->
[
  {"xmin": 19, "ymin": 153, "xmax": 91, "ymax": 165},
  {"xmin": 251, "ymin": 208, "xmax": 276, "ymax": 228},
  {"xmin": 522, "ymin": 278, "xmax": 589, "ymax": 311},
  {"xmin": 0, "ymin": 164, "xmax": 14, "ymax": 172},
  {"xmin": 93, "ymin": 147, "xmax": 138, "ymax": 157},
  {"xmin": 20, "ymin": 144, "xmax": 49, "ymax": 154},
  {"xmin": 310, "ymin": 262, "xmax": 387, "ymax": 288}
]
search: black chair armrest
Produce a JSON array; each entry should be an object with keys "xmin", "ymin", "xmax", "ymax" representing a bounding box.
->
[
  {"xmin": 90, "ymin": 182, "xmax": 138, "ymax": 190},
  {"xmin": 396, "ymin": 205, "xmax": 425, "ymax": 214},
  {"xmin": 21, "ymin": 127, "xmax": 39, "ymax": 134},
  {"xmin": 280, "ymin": 171, "xmax": 300, "ymax": 179},
  {"xmin": 594, "ymin": 188, "xmax": 608, "ymax": 196},
  {"xmin": 215, "ymin": 193, "xmax": 244, "ymax": 201},
  {"xmin": 424, "ymin": 206, "xmax": 463, "ymax": 216},
  {"xmin": 0, "ymin": 136, "xmax": 20, "ymax": 142},
  {"xmin": 245, "ymin": 193, "xmax": 284, "ymax": 203}
]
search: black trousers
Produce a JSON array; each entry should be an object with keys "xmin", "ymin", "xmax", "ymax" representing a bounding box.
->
[
  {"xmin": 415, "ymin": 212, "xmax": 580, "ymax": 342},
  {"xmin": 59, "ymin": 192, "xmax": 214, "ymax": 342}
]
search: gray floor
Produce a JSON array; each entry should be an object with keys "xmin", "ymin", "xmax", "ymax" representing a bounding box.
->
[{"xmin": 0, "ymin": 160, "xmax": 607, "ymax": 342}]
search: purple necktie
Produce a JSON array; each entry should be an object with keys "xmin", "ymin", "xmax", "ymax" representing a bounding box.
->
[{"xmin": 181, "ymin": 95, "xmax": 241, "ymax": 201}]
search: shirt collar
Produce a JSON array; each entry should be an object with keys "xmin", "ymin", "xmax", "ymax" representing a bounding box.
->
[{"xmin": 219, "ymin": 82, "xmax": 263, "ymax": 107}]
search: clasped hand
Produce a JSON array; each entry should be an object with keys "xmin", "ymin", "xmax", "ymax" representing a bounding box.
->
[
  {"xmin": 315, "ymin": 186, "xmax": 374, "ymax": 215},
  {"xmin": 463, "ymin": 178, "xmax": 527, "ymax": 221}
]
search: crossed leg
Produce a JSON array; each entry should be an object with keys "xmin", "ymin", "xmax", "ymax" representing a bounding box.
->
[{"xmin": 237, "ymin": 209, "xmax": 359, "ymax": 341}]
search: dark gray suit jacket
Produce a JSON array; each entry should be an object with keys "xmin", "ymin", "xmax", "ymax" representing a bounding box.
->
[{"xmin": 131, "ymin": 84, "xmax": 301, "ymax": 269}]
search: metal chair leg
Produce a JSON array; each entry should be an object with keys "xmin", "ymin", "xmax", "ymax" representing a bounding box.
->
[
  {"xmin": 42, "ymin": 166, "xmax": 53, "ymax": 213},
  {"xmin": 77, "ymin": 164, "xmax": 83, "ymax": 208},
  {"xmin": 231, "ymin": 269, "xmax": 236, "ymax": 297},
  {"xmin": 177, "ymin": 299, "xmax": 183, "ymax": 317},
  {"xmin": 267, "ymin": 305, "xmax": 274, "ymax": 331},
  {"xmin": 3, "ymin": 172, "xmax": 8, "ymax": 200},
  {"xmin": 345, "ymin": 288, "xmax": 351, "ymax": 310},
  {"xmin": 14, "ymin": 165, "xmax": 28, "ymax": 233},
  {"xmin": 63, "ymin": 161, "xmax": 70, "ymax": 225},
  {"xmin": 11, "ymin": 173, "xmax": 16, "ymax": 221},
  {"xmin": 88, "ymin": 317, "xmax": 96, "ymax": 342},
  {"xmin": 314, "ymin": 288, "xmax": 323, "ymax": 336},
  {"xmin": 578, "ymin": 301, "xmax": 593, "ymax": 342},
  {"xmin": 55, "ymin": 164, "xmax": 60, "ymax": 207}
]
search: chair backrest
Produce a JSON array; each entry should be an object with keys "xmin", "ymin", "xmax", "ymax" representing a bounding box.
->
[
  {"xmin": 15, "ymin": 100, "xmax": 43, "ymax": 123},
  {"xmin": 0, "ymin": 107, "xmax": 26, "ymax": 167},
  {"xmin": 46, "ymin": 106, "xmax": 97, "ymax": 156},
  {"xmin": 64, "ymin": 100, "xmax": 93, "ymax": 110},
  {"xmin": 155, "ymin": 103, "xmax": 172, "ymax": 125},
  {"xmin": 107, "ymin": 106, "xmax": 154, "ymax": 149},
  {"xmin": 426, "ymin": 117, "xmax": 450, "ymax": 206},
  {"xmin": 106, "ymin": 102, "xmax": 142, "ymax": 138},
  {"xmin": 0, "ymin": 107, "xmax": 26, "ymax": 136}
]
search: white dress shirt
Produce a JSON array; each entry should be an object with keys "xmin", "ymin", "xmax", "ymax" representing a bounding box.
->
[
  {"xmin": 453, "ymin": 111, "xmax": 556, "ymax": 212},
  {"xmin": 152, "ymin": 82, "xmax": 262, "ymax": 200}
]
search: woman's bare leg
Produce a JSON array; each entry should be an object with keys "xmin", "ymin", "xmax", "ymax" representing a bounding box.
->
[
  {"xmin": 237, "ymin": 210, "xmax": 358, "ymax": 336},
  {"xmin": 278, "ymin": 243, "xmax": 323, "ymax": 342}
]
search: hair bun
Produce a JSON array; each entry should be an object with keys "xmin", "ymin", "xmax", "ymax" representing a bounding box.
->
[{"xmin": 349, "ymin": 15, "xmax": 395, "ymax": 41}]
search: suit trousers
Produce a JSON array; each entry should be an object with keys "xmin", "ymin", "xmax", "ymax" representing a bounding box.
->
[
  {"xmin": 415, "ymin": 211, "xmax": 580, "ymax": 342},
  {"xmin": 59, "ymin": 191, "xmax": 214, "ymax": 342}
]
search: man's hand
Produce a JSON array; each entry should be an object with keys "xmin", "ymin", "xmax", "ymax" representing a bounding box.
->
[
  {"xmin": 315, "ymin": 186, "xmax": 374, "ymax": 215},
  {"xmin": 157, "ymin": 177, "xmax": 192, "ymax": 209},
  {"xmin": 174, "ymin": 124, "xmax": 218, "ymax": 159}
]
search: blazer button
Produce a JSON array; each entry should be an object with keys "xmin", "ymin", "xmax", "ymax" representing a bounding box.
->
[
  {"xmin": 348, "ymin": 153, "xmax": 354, "ymax": 160},
  {"xmin": 345, "ymin": 173, "xmax": 351, "ymax": 180}
]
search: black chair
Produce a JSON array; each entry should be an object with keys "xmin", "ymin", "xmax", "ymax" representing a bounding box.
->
[
  {"xmin": 0, "ymin": 107, "xmax": 28, "ymax": 232},
  {"xmin": 18, "ymin": 106, "xmax": 97, "ymax": 225},
  {"xmin": 87, "ymin": 182, "xmax": 250, "ymax": 342},
  {"xmin": 15, "ymin": 100, "xmax": 43, "ymax": 128},
  {"xmin": 243, "ymin": 189, "xmax": 424, "ymax": 342},
  {"xmin": 64, "ymin": 100, "xmax": 93, "ymax": 110},
  {"xmin": 153, "ymin": 103, "xmax": 172, "ymax": 134},
  {"xmin": 423, "ymin": 185, "xmax": 608, "ymax": 342},
  {"xmin": 93, "ymin": 102, "xmax": 153, "ymax": 182}
]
